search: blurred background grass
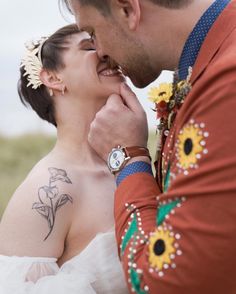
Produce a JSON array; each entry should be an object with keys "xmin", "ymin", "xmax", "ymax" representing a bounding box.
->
[
  {"xmin": 0, "ymin": 132, "xmax": 157, "ymax": 218},
  {"xmin": 0, "ymin": 134, "xmax": 56, "ymax": 217}
]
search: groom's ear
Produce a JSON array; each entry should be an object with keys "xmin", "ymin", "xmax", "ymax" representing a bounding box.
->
[{"xmin": 112, "ymin": 0, "xmax": 141, "ymax": 31}]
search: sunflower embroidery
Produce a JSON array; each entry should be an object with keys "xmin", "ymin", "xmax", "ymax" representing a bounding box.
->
[
  {"xmin": 176, "ymin": 121, "xmax": 209, "ymax": 172},
  {"xmin": 148, "ymin": 227, "xmax": 176, "ymax": 271}
]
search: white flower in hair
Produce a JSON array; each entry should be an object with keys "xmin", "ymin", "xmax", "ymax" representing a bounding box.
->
[{"xmin": 21, "ymin": 37, "xmax": 48, "ymax": 90}]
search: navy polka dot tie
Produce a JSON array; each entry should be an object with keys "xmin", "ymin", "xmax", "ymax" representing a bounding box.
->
[{"xmin": 178, "ymin": 0, "xmax": 230, "ymax": 80}]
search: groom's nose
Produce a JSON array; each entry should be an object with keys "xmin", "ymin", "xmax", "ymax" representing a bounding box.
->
[{"xmin": 99, "ymin": 54, "xmax": 110, "ymax": 63}]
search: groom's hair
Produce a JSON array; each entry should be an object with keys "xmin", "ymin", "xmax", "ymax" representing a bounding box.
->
[
  {"xmin": 62, "ymin": 0, "xmax": 192, "ymax": 15},
  {"xmin": 18, "ymin": 24, "xmax": 80, "ymax": 127},
  {"xmin": 149, "ymin": 0, "xmax": 192, "ymax": 8}
]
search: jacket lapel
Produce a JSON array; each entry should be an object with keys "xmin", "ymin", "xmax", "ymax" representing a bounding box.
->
[{"xmin": 191, "ymin": 0, "xmax": 236, "ymax": 84}]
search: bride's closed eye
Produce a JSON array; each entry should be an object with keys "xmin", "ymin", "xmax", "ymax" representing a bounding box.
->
[
  {"xmin": 79, "ymin": 39, "xmax": 96, "ymax": 51},
  {"xmin": 84, "ymin": 47, "xmax": 96, "ymax": 51}
]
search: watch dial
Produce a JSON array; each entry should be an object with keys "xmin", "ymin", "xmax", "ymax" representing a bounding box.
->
[{"xmin": 109, "ymin": 150, "xmax": 125, "ymax": 169}]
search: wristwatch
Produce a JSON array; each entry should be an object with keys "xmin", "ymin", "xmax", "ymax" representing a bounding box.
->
[{"xmin": 107, "ymin": 146, "xmax": 151, "ymax": 174}]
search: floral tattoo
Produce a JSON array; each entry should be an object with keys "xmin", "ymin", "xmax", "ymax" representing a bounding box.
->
[{"xmin": 32, "ymin": 167, "xmax": 73, "ymax": 241}]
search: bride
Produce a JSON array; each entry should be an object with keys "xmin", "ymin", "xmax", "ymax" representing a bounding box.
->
[{"xmin": 0, "ymin": 24, "xmax": 129, "ymax": 293}]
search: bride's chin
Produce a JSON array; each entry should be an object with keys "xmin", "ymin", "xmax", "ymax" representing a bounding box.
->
[{"xmin": 103, "ymin": 80, "xmax": 125, "ymax": 96}]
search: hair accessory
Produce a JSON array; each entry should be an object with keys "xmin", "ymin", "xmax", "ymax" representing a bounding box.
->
[{"xmin": 21, "ymin": 36, "xmax": 48, "ymax": 89}]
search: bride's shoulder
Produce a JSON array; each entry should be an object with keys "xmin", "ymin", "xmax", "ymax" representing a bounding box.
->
[{"xmin": 0, "ymin": 156, "xmax": 76, "ymax": 259}]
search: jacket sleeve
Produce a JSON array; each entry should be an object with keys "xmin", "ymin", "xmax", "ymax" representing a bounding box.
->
[{"xmin": 114, "ymin": 58, "xmax": 236, "ymax": 294}]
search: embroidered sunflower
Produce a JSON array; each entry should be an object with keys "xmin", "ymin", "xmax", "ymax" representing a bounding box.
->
[
  {"xmin": 148, "ymin": 83, "xmax": 173, "ymax": 104},
  {"xmin": 177, "ymin": 124, "xmax": 204, "ymax": 169},
  {"xmin": 148, "ymin": 228, "xmax": 175, "ymax": 270}
]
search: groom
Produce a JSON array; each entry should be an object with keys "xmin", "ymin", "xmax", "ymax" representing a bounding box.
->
[{"xmin": 66, "ymin": 0, "xmax": 236, "ymax": 293}]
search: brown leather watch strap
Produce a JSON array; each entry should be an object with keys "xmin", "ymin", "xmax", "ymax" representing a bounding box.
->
[{"xmin": 124, "ymin": 146, "xmax": 151, "ymax": 160}]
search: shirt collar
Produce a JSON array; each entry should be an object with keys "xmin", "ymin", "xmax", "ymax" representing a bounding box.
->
[{"xmin": 178, "ymin": 0, "xmax": 230, "ymax": 80}]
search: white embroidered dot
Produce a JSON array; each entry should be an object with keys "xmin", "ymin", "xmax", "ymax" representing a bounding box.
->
[
  {"xmin": 144, "ymin": 285, "xmax": 149, "ymax": 291},
  {"xmin": 164, "ymin": 264, "xmax": 169, "ymax": 269},
  {"xmin": 149, "ymin": 268, "xmax": 154, "ymax": 273},
  {"xmin": 170, "ymin": 254, "xmax": 175, "ymax": 259},
  {"xmin": 177, "ymin": 250, "xmax": 182, "ymax": 256},
  {"xmin": 203, "ymin": 149, "xmax": 208, "ymax": 154},
  {"xmin": 175, "ymin": 233, "xmax": 181, "ymax": 240}
]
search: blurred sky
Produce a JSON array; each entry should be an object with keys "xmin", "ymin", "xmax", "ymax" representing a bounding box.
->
[{"xmin": 0, "ymin": 0, "xmax": 173, "ymax": 136}]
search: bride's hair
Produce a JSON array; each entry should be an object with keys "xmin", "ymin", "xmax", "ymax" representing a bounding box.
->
[{"xmin": 18, "ymin": 24, "xmax": 80, "ymax": 127}]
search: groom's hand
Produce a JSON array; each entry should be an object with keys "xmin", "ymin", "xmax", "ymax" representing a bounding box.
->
[{"xmin": 88, "ymin": 83, "xmax": 148, "ymax": 161}]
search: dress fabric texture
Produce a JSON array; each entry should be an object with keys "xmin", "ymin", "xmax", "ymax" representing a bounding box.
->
[{"xmin": 0, "ymin": 231, "xmax": 129, "ymax": 294}]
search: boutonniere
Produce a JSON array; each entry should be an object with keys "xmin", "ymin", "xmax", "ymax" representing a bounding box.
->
[{"xmin": 148, "ymin": 67, "xmax": 192, "ymax": 136}]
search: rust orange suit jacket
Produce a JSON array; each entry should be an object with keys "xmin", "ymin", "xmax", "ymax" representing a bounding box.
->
[{"xmin": 115, "ymin": 1, "xmax": 236, "ymax": 293}]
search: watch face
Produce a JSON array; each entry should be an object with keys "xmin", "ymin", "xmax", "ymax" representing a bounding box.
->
[{"xmin": 108, "ymin": 149, "xmax": 125, "ymax": 171}]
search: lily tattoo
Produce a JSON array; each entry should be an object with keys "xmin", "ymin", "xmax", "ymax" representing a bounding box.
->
[{"xmin": 32, "ymin": 167, "xmax": 73, "ymax": 241}]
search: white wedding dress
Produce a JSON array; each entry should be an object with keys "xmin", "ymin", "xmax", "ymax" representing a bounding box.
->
[{"xmin": 0, "ymin": 230, "xmax": 129, "ymax": 294}]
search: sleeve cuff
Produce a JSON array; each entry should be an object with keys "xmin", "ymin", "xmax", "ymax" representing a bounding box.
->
[{"xmin": 116, "ymin": 161, "xmax": 153, "ymax": 186}]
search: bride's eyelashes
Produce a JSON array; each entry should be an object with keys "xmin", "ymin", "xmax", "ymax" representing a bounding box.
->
[{"xmin": 84, "ymin": 47, "xmax": 96, "ymax": 51}]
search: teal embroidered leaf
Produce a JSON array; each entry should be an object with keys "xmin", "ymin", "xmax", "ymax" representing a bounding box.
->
[
  {"xmin": 130, "ymin": 268, "xmax": 147, "ymax": 294},
  {"xmin": 156, "ymin": 200, "xmax": 180, "ymax": 226},
  {"xmin": 164, "ymin": 165, "xmax": 171, "ymax": 193},
  {"xmin": 121, "ymin": 214, "xmax": 138, "ymax": 255}
]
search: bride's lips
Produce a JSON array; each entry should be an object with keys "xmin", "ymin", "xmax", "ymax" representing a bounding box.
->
[
  {"xmin": 99, "ymin": 67, "xmax": 122, "ymax": 77},
  {"xmin": 97, "ymin": 63, "xmax": 123, "ymax": 77}
]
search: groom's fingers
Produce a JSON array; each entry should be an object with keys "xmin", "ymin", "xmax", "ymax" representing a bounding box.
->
[
  {"xmin": 105, "ymin": 93, "xmax": 125, "ymax": 111},
  {"xmin": 88, "ymin": 86, "xmax": 148, "ymax": 161},
  {"xmin": 120, "ymin": 83, "xmax": 143, "ymax": 113}
]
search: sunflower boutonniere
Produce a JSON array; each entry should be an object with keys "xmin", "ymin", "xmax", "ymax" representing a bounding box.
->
[{"xmin": 148, "ymin": 67, "xmax": 192, "ymax": 136}]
